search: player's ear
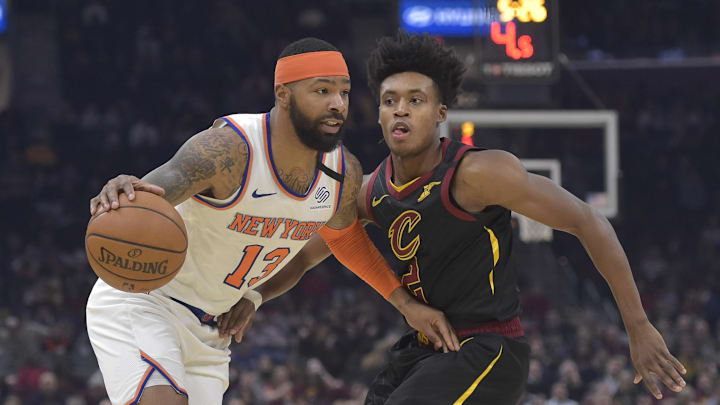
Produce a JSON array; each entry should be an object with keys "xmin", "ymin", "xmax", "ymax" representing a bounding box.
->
[
  {"xmin": 275, "ymin": 84, "xmax": 291, "ymax": 109},
  {"xmin": 437, "ymin": 104, "xmax": 448, "ymax": 124}
]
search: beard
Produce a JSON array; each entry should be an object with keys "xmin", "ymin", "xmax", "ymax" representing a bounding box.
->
[{"xmin": 289, "ymin": 95, "xmax": 345, "ymax": 152}]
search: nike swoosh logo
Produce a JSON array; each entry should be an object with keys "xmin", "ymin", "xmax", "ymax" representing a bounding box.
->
[
  {"xmin": 252, "ymin": 189, "xmax": 276, "ymax": 198},
  {"xmin": 372, "ymin": 194, "xmax": 390, "ymax": 207}
]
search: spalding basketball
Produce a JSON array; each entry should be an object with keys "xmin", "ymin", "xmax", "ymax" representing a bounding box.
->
[{"xmin": 85, "ymin": 191, "xmax": 187, "ymax": 293}]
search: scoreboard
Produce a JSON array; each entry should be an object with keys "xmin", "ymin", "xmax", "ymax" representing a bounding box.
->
[
  {"xmin": 480, "ymin": 0, "xmax": 558, "ymax": 83},
  {"xmin": 400, "ymin": 0, "xmax": 559, "ymax": 84}
]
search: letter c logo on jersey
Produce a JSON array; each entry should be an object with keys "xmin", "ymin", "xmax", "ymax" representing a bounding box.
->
[{"xmin": 388, "ymin": 210, "xmax": 422, "ymax": 261}]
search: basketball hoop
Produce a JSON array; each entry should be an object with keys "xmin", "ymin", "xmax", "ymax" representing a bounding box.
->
[{"xmin": 515, "ymin": 213, "xmax": 553, "ymax": 243}]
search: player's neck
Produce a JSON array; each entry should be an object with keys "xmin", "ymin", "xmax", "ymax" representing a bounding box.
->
[
  {"xmin": 390, "ymin": 139, "xmax": 443, "ymax": 185},
  {"xmin": 269, "ymin": 107, "xmax": 320, "ymax": 169}
]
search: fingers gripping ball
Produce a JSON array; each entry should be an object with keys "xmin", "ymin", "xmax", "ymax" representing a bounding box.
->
[{"xmin": 85, "ymin": 191, "xmax": 187, "ymax": 293}]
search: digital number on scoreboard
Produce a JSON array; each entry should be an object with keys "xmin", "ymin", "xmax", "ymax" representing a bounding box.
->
[
  {"xmin": 400, "ymin": 0, "xmax": 558, "ymax": 83},
  {"xmin": 482, "ymin": 0, "xmax": 558, "ymax": 83}
]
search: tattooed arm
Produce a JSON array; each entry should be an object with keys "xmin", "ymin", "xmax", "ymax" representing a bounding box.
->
[
  {"xmin": 143, "ymin": 124, "xmax": 248, "ymax": 205},
  {"xmin": 89, "ymin": 122, "xmax": 248, "ymax": 214}
]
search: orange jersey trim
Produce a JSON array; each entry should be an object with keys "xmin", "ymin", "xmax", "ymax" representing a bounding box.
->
[
  {"xmin": 139, "ymin": 350, "xmax": 188, "ymax": 397},
  {"xmin": 124, "ymin": 366, "xmax": 154, "ymax": 405}
]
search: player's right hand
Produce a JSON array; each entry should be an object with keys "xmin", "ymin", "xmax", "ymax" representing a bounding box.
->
[
  {"xmin": 629, "ymin": 321, "xmax": 686, "ymax": 399},
  {"xmin": 90, "ymin": 174, "xmax": 165, "ymax": 215},
  {"xmin": 400, "ymin": 299, "xmax": 460, "ymax": 353},
  {"xmin": 217, "ymin": 297, "xmax": 256, "ymax": 343}
]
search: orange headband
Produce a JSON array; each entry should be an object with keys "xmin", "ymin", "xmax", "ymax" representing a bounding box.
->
[{"xmin": 274, "ymin": 51, "xmax": 349, "ymax": 85}]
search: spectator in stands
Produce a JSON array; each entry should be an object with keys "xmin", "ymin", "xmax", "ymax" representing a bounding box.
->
[{"xmin": 547, "ymin": 382, "xmax": 578, "ymax": 405}]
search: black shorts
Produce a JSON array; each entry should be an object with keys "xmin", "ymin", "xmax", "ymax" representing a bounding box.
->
[{"xmin": 365, "ymin": 332, "xmax": 530, "ymax": 405}]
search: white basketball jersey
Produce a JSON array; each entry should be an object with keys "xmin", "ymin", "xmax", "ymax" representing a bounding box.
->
[{"xmin": 158, "ymin": 113, "xmax": 345, "ymax": 315}]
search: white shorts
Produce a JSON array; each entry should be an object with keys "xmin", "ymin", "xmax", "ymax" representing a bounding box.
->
[{"xmin": 86, "ymin": 279, "xmax": 231, "ymax": 405}]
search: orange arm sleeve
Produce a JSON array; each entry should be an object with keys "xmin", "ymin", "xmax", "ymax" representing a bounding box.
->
[{"xmin": 318, "ymin": 219, "xmax": 402, "ymax": 299}]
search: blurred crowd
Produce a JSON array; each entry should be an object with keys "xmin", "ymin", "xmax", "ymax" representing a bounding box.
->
[
  {"xmin": 1, "ymin": 1, "xmax": 719, "ymax": 404},
  {"xmin": 560, "ymin": 0, "xmax": 720, "ymax": 60}
]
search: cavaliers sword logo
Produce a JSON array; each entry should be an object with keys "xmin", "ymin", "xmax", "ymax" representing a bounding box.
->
[{"xmin": 417, "ymin": 181, "xmax": 441, "ymax": 202}]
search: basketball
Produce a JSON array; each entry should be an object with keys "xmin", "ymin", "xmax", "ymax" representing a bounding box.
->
[{"xmin": 85, "ymin": 191, "xmax": 188, "ymax": 293}]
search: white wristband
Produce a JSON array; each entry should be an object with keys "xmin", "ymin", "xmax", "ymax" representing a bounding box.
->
[{"xmin": 243, "ymin": 289, "xmax": 263, "ymax": 311}]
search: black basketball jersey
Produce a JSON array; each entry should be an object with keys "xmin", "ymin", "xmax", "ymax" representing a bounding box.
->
[{"xmin": 366, "ymin": 138, "xmax": 521, "ymax": 328}]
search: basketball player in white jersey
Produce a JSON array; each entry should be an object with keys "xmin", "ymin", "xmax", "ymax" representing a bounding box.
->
[{"xmin": 86, "ymin": 38, "xmax": 460, "ymax": 405}]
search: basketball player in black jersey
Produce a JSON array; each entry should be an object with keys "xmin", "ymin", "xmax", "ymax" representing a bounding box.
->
[
  {"xmin": 222, "ymin": 33, "xmax": 687, "ymax": 404},
  {"xmin": 356, "ymin": 32, "xmax": 686, "ymax": 404}
]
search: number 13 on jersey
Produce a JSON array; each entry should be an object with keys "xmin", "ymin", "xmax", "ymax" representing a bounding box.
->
[{"xmin": 223, "ymin": 245, "xmax": 290, "ymax": 289}]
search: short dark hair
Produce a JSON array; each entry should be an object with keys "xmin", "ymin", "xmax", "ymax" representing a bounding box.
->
[
  {"xmin": 278, "ymin": 38, "xmax": 339, "ymax": 59},
  {"xmin": 366, "ymin": 31, "xmax": 466, "ymax": 106}
]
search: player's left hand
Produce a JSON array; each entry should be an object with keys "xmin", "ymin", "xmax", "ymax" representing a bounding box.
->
[
  {"xmin": 216, "ymin": 297, "xmax": 256, "ymax": 343},
  {"xmin": 629, "ymin": 320, "xmax": 686, "ymax": 399}
]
